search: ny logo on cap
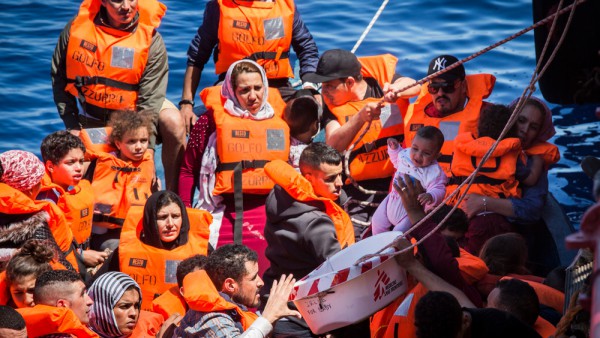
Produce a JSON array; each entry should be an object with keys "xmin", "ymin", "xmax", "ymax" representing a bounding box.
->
[{"xmin": 432, "ymin": 57, "xmax": 448, "ymax": 71}]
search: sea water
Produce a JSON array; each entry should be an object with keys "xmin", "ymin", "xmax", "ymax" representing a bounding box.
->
[{"xmin": 0, "ymin": 0, "xmax": 597, "ymax": 227}]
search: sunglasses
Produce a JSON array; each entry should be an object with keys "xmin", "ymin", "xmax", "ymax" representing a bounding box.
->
[{"xmin": 427, "ymin": 80, "xmax": 460, "ymax": 94}]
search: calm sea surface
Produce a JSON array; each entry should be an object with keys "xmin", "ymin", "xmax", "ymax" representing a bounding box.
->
[{"xmin": 0, "ymin": 0, "xmax": 597, "ymax": 227}]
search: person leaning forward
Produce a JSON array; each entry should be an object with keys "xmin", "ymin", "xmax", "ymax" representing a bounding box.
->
[
  {"xmin": 261, "ymin": 143, "xmax": 361, "ymax": 337},
  {"xmin": 403, "ymin": 54, "xmax": 496, "ymax": 175},
  {"xmin": 303, "ymin": 49, "xmax": 421, "ymax": 239},
  {"xmin": 175, "ymin": 244, "xmax": 300, "ymax": 337},
  {"xmin": 51, "ymin": 0, "xmax": 186, "ymax": 191}
]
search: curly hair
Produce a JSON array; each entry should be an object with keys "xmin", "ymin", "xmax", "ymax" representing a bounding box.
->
[
  {"xmin": 6, "ymin": 239, "xmax": 56, "ymax": 284},
  {"xmin": 204, "ymin": 244, "xmax": 258, "ymax": 288},
  {"xmin": 478, "ymin": 104, "xmax": 518, "ymax": 140},
  {"xmin": 40, "ymin": 130, "xmax": 86, "ymax": 164},
  {"xmin": 107, "ymin": 110, "xmax": 154, "ymax": 147}
]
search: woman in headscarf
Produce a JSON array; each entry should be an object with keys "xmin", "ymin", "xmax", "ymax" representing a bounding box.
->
[
  {"xmin": 0, "ymin": 150, "xmax": 77, "ymax": 272},
  {"xmin": 464, "ymin": 97, "xmax": 559, "ymax": 223},
  {"xmin": 178, "ymin": 60, "xmax": 289, "ymax": 278},
  {"xmin": 89, "ymin": 271, "xmax": 167, "ymax": 337},
  {"xmin": 95, "ymin": 191, "xmax": 210, "ymax": 311}
]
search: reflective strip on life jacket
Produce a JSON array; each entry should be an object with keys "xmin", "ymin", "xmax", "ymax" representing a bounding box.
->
[
  {"xmin": 65, "ymin": 0, "xmax": 165, "ymax": 114},
  {"xmin": 328, "ymin": 54, "xmax": 408, "ymax": 182},
  {"xmin": 216, "ymin": 0, "xmax": 295, "ymax": 79},
  {"xmin": 119, "ymin": 206, "xmax": 211, "ymax": 311},
  {"xmin": 404, "ymin": 73, "xmax": 496, "ymax": 175}
]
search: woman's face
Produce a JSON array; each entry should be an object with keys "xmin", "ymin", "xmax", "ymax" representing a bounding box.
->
[
  {"xmin": 516, "ymin": 104, "xmax": 544, "ymax": 149},
  {"xmin": 9, "ymin": 274, "xmax": 36, "ymax": 308},
  {"xmin": 113, "ymin": 288, "xmax": 140, "ymax": 335},
  {"xmin": 156, "ymin": 202, "xmax": 182, "ymax": 243},
  {"xmin": 234, "ymin": 71, "xmax": 264, "ymax": 114}
]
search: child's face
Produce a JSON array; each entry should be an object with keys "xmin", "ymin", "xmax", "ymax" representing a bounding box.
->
[
  {"xmin": 115, "ymin": 127, "xmax": 149, "ymax": 162},
  {"xmin": 47, "ymin": 148, "xmax": 85, "ymax": 189},
  {"xmin": 410, "ymin": 135, "xmax": 439, "ymax": 168}
]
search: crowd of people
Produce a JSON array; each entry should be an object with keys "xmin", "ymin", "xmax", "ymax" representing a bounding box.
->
[{"xmin": 0, "ymin": 0, "xmax": 594, "ymax": 337}]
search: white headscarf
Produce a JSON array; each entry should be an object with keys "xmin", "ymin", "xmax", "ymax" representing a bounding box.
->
[{"xmin": 220, "ymin": 59, "xmax": 274, "ymax": 120}]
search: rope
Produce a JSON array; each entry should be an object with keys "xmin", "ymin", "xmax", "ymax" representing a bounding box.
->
[
  {"xmin": 351, "ymin": 0, "xmax": 391, "ymax": 54},
  {"xmin": 342, "ymin": 0, "xmax": 587, "ymax": 205},
  {"xmin": 399, "ymin": 0, "xmax": 579, "ymax": 255},
  {"xmin": 354, "ymin": 0, "xmax": 582, "ymax": 262}
]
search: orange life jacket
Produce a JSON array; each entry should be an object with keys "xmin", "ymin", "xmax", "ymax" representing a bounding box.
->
[
  {"xmin": 372, "ymin": 248, "xmax": 488, "ymax": 338},
  {"xmin": 446, "ymin": 133, "xmax": 522, "ymax": 208},
  {"xmin": 183, "ymin": 270, "xmax": 258, "ymax": 330},
  {"xmin": 524, "ymin": 141, "xmax": 560, "ymax": 169},
  {"xmin": 79, "ymin": 127, "xmax": 117, "ymax": 158},
  {"xmin": 151, "ymin": 285, "xmax": 187, "ymax": 320},
  {"xmin": 65, "ymin": 0, "xmax": 165, "ymax": 113},
  {"xmin": 264, "ymin": 159, "xmax": 356, "ymax": 248},
  {"xmin": 215, "ymin": 0, "xmax": 295, "ymax": 79},
  {"xmin": 0, "ymin": 183, "xmax": 78, "ymax": 271},
  {"xmin": 40, "ymin": 174, "xmax": 94, "ymax": 248},
  {"xmin": 119, "ymin": 206, "xmax": 211, "ymax": 311},
  {"xmin": 404, "ymin": 74, "xmax": 496, "ymax": 175},
  {"xmin": 200, "ymin": 85, "xmax": 289, "ymax": 195},
  {"xmin": 500, "ymin": 276, "xmax": 565, "ymax": 314},
  {"xmin": 328, "ymin": 54, "xmax": 408, "ymax": 182},
  {"xmin": 87, "ymin": 150, "xmax": 155, "ymax": 228},
  {"xmin": 131, "ymin": 310, "xmax": 165, "ymax": 338},
  {"xmin": 17, "ymin": 304, "xmax": 99, "ymax": 338},
  {"xmin": 456, "ymin": 247, "xmax": 489, "ymax": 285},
  {"xmin": 0, "ymin": 271, "xmax": 10, "ymax": 306},
  {"xmin": 535, "ymin": 316, "xmax": 556, "ymax": 338}
]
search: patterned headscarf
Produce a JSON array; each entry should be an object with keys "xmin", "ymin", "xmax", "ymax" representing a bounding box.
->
[
  {"xmin": 510, "ymin": 96, "xmax": 556, "ymax": 143},
  {"xmin": 88, "ymin": 272, "xmax": 142, "ymax": 338},
  {"xmin": 221, "ymin": 59, "xmax": 274, "ymax": 121},
  {"xmin": 0, "ymin": 150, "xmax": 45, "ymax": 192}
]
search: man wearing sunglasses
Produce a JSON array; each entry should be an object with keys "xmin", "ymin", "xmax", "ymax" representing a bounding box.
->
[
  {"xmin": 404, "ymin": 55, "xmax": 496, "ymax": 175},
  {"xmin": 304, "ymin": 49, "xmax": 421, "ymax": 240}
]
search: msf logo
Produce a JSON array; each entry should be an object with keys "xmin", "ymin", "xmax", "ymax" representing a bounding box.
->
[
  {"xmin": 432, "ymin": 57, "xmax": 449, "ymax": 72},
  {"xmin": 373, "ymin": 270, "xmax": 391, "ymax": 301}
]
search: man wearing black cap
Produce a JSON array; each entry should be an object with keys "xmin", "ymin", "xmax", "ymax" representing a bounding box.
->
[
  {"xmin": 304, "ymin": 49, "xmax": 420, "ymax": 238},
  {"xmin": 404, "ymin": 54, "xmax": 496, "ymax": 175}
]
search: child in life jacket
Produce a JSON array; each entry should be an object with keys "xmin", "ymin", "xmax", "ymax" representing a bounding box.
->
[
  {"xmin": 448, "ymin": 104, "xmax": 543, "ymax": 255},
  {"xmin": 85, "ymin": 110, "xmax": 156, "ymax": 252},
  {"xmin": 372, "ymin": 126, "xmax": 447, "ymax": 234},
  {"xmin": 38, "ymin": 131, "xmax": 106, "ymax": 273},
  {"xmin": 283, "ymin": 89, "xmax": 321, "ymax": 171}
]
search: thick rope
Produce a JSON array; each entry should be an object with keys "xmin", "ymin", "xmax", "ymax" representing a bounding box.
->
[
  {"xmin": 354, "ymin": 0, "xmax": 581, "ymax": 262},
  {"xmin": 351, "ymin": 0, "xmax": 391, "ymax": 54},
  {"xmin": 343, "ymin": 0, "xmax": 586, "ymax": 203}
]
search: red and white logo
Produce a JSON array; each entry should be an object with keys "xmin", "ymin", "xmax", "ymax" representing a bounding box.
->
[{"xmin": 373, "ymin": 270, "xmax": 391, "ymax": 301}]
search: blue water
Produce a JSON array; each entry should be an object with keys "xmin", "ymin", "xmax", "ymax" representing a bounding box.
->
[{"xmin": 0, "ymin": 0, "xmax": 597, "ymax": 227}]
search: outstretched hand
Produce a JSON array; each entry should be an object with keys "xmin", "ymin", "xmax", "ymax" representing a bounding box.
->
[{"xmin": 261, "ymin": 274, "xmax": 301, "ymax": 324}]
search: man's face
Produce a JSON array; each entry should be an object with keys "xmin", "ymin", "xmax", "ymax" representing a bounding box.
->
[
  {"xmin": 232, "ymin": 261, "xmax": 264, "ymax": 308},
  {"xmin": 101, "ymin": 0, "xmax": 138, "ymax": 29},
  {"xmin": 428, "ymin": 78, "xmax": 467, "ymax": 116},
  {"xmin": 305, "ymin": 162, "xmax": 343, "ymax": 200},
  {"xmin": 64, "ymin": 281, "xmax": 94, "ymax": 324},
  {"xmin": 321, "ymin": 78, "xmax": 351, "ymax": 107}
]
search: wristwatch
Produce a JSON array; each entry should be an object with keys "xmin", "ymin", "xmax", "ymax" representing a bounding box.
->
[{"xmin": 178, "ymin": 99, "xmax": 195, "ymax": 107}]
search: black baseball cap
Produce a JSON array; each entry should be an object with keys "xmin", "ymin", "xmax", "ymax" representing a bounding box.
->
[
  {"xmin": 303, "ymin": 49, "xmax": 362, "ymax": 83},
  {"xmin": 427, "ymin": 55, "xmax": 465, "ymax": 82}
]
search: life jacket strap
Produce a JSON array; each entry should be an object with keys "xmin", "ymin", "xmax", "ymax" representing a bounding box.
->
[
  {"xmin": 245, "ymin": 51, "xmax": 290, "ymax": 62},
  {"xmin": 216, "ymin": 160, "xmax": 270, "ymax": 172},
  {"xmin": 92, "ymin": 214, "xmax": 125, "ymax": 227}
]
